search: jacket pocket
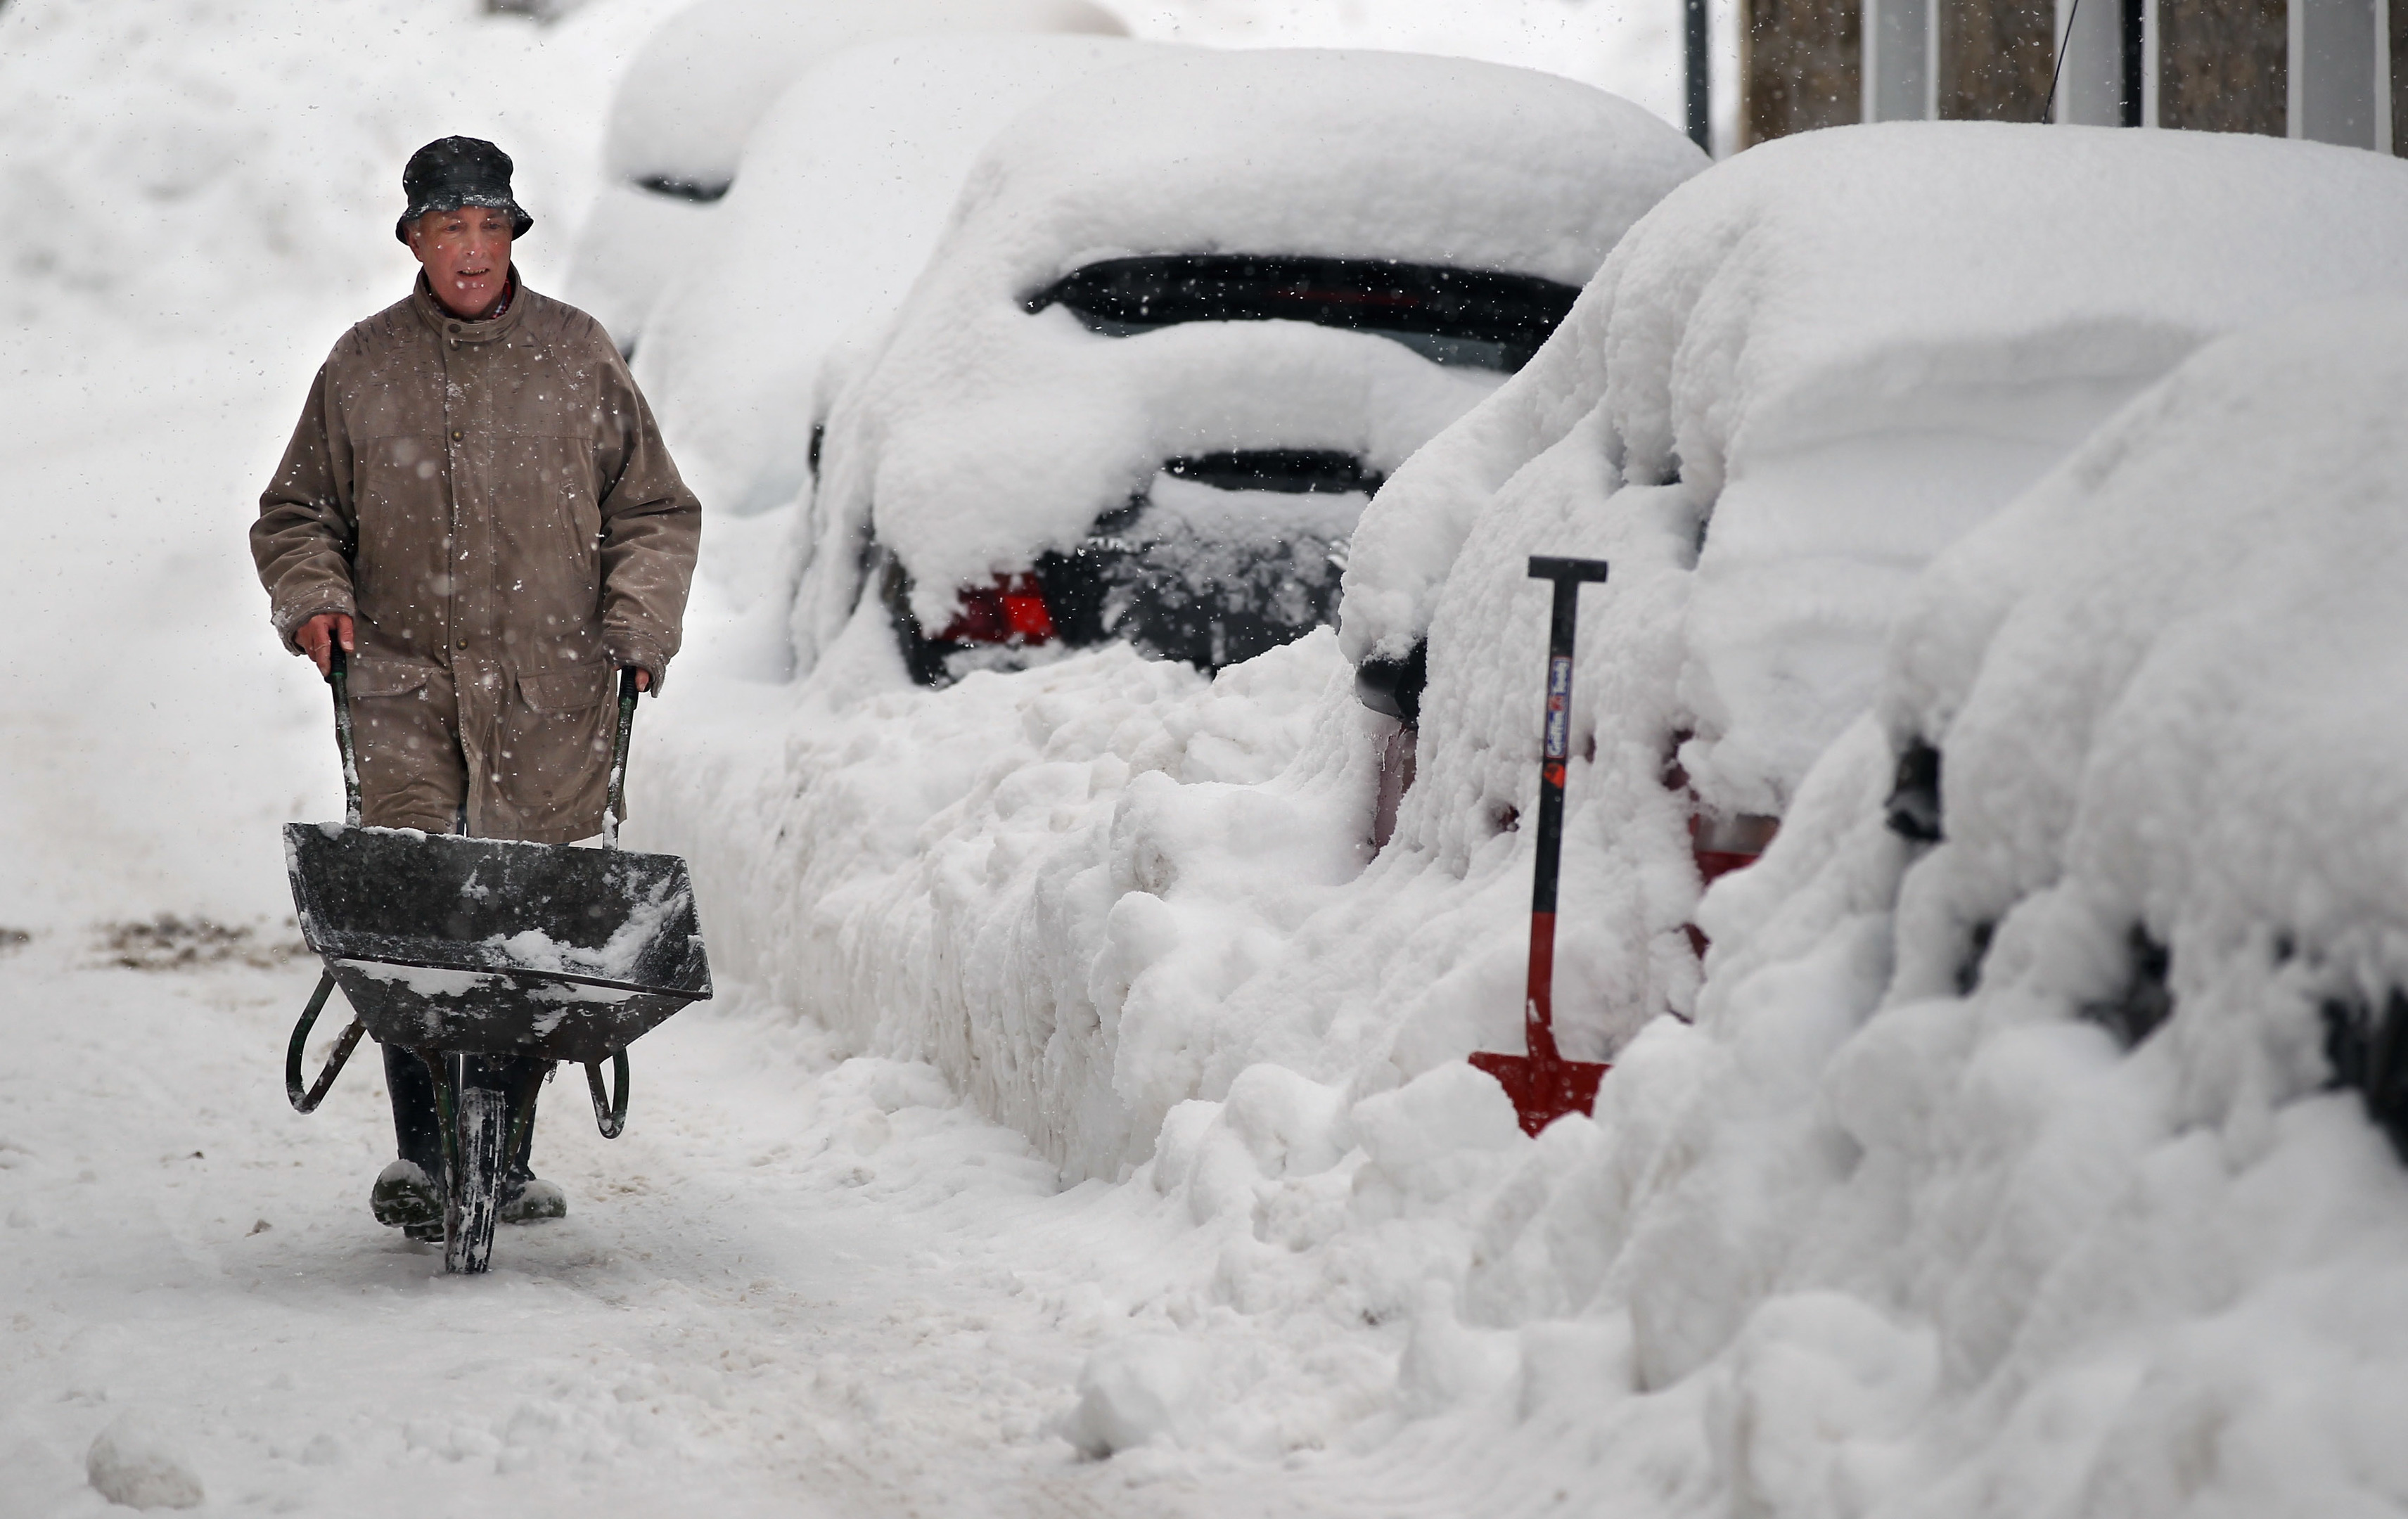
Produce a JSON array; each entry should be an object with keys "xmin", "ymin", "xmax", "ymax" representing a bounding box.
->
[
  {"xmin": 518, "ymin": 667, "xmax": 608, "ymax": 714},
  {"xmin": 347, "ymin": 658, "xmax": 437, "ymax": 699}
]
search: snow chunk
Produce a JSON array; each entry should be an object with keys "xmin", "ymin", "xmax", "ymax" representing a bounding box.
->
[
  {"xmin": 1055, "ymin": 1335, "xmax": 1215, "ymax": 1456},
  {"xmin": 340, "ymin": 961, "xmax": 499, "ymax": 999},
  {"xmin": 87, "ymin": 1411, "xmax": 203, "ymax": 1511}
]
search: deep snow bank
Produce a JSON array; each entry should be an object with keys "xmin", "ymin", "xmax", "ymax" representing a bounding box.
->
[
  {"xmin": 1623, "ymin": 299, "xmax": 2408, "ymax": 1514},
  {"xmin": 1343, "ymin": 121, "xmax": 2408, "ymax": 821},
  {"xmin": 949, "ymin": 298, "xmax": 2408, "ymax": 1509},
  {"xmin": 654, "ymin": 125, "xmax": 2408, "ymax": 1192}
]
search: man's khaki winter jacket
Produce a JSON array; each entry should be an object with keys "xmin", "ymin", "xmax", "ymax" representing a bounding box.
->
[{"xmin": 252, "ymin": 276, "xmax": 700, "ymax": 842}]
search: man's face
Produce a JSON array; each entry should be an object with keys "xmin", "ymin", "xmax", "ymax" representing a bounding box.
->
[{"xmin": 407, "ymin": 205, "xmax": 513, "ymax": 319}]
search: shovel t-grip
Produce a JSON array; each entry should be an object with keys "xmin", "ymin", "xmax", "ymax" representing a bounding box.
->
[{"xmin": 1469, "ymin": 555, "xmax": 1612, "ymax": 1136}]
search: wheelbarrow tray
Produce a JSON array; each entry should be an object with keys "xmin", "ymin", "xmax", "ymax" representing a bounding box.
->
[{"xmin": 285, "ymin": 823, "xmax": 712, "ymax": 1065}]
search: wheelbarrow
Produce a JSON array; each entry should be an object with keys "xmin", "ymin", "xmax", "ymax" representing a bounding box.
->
[{"xmin": 281, "ymin": 653, "xmax": 711, "ymax": 1274}]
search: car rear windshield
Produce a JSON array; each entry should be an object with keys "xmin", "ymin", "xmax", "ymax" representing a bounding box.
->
[{"xmin": 1025, "ymin": 255, "xmax": 1581, "ymax": 373}]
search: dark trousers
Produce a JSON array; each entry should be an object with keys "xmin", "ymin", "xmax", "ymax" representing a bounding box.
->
[{"xmin": 384, "ymin": 1044, "xmax": 541, "ymax": 1188}]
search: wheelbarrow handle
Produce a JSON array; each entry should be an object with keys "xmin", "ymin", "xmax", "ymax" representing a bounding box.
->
[
  {"xmin": 604, "ymin": 667, "xmax": 640, "ymax": 847},
  {"xmin": 326, "ymin": 646, "xmax": 361, "ymax": 829},
  {"xmin": 587, "ymin": 1051, "xmax": 630, "ymax": 1139},
  {"xmin": 286, "ymin": 970, "xmax": 366, "ymax": 1113}
]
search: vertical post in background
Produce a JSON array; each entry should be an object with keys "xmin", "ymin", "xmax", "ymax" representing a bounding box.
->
[
  {"xmin": 2056, "ymin": 0, "xmax": 2130, "ymax": 122},
  {"xmin": 1688, "ymin": 0, "xmax": 1714, "ymax": 150},
  {"xmin": 2122, "ymin": 0, "xmax": 2146, "ymax": 123},
  {"xmin": 1926, "ymin": 0, "xmax": 1943, "ymax": 117},
  {"xmin": 2141, "ymin": 0, "xmax": 2160, "ymax": 123},
  {"xmin": 1863, "ymin": 0, "xmax": 1932, "ymax": 120},
  {"xmin": 2382, "ymin": 0, "xmax": 2398, "ymax": 153},
  {"xmin": 2291, "ymin": 0, "xmax": 2378, "ymax": 146}
]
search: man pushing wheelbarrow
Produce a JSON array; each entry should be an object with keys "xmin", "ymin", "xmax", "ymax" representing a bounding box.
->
[{"xmin": 251, "ymin": 139, "xmax": 705, "ymax": 1267}]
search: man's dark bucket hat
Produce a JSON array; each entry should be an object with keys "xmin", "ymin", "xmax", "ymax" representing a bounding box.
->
[{"xmin": 395, "ymin": 136, "xmax": 534, "ymax": 244}]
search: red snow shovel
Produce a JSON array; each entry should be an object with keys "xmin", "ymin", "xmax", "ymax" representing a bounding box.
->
[{"xmin": 1470, "ymin": 556, "xmax": 1612, "ymax": 1136}]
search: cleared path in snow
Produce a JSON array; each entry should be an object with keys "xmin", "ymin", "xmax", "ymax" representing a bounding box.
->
[{"xmin": 0, "ymin": 935, "xmax": 1366, "ymax": 1517}]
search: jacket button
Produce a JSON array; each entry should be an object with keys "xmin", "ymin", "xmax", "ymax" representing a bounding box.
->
[
  {"xmin": 457, "ymin": 639, "xmax": 468, "ymax": 650},
  {"xmin": 451, "ymin": 430, "xmax": 463, "ymax": 441},
  {"xmin": 449, "ymin": 323, "xmax": 461, "ymax": 334}
]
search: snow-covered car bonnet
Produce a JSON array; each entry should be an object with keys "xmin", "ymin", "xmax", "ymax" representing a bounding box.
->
[
  {"xmin": 793, "ymin": 48, "xmax": 1705, "ymax": 658},
  {"xmin": 1341, "ymin": 123, "xmax": 2408, "ymax": 818}
]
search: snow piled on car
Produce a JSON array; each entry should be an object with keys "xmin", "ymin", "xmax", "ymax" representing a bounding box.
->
[
  {"xmin": 564, "ymin": 0, "xmax": 1124, "ymax": 342},
  {"xmin": 1636, "ymin": 300, "xmax": 2408, "ymax": 1516},
  {"xmin": 646, "ymin": 127, "xmax": 2408, "ymax": 1507},
  {"xmin": 632, "ymin": 32, "xmax": 1162, "ymax": 520},
  {"xmin": 790, "ymin": 48, "xmax": 1705, "ymax": 659},
  {"xmin": 1343, "ymin": 120, "xmax": 2408, "ymax": 821}
]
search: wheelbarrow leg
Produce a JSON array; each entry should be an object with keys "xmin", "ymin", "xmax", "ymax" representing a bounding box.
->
[{"xmin": 435, "ymin": 1053, "xmax": 546, "ymax": 1274}]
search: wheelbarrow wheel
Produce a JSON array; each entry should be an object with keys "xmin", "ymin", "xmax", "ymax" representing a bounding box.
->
[{"xmin": 442, "ymin": 1055, "xmax": 534, "ymax": 1274}]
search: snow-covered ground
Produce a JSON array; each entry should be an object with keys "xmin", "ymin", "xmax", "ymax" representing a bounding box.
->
[
  {"xmin": 0, "ymin": 1, "xmax": 1690, "ymax": 1512},
  {"xmin": 13, "ymin": 1, "xmax": 2408, "ymax": 1515}
]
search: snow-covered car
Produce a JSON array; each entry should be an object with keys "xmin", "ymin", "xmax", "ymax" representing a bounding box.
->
[
  {"xmin": 790, "ymin": 49, "xmax": 1707, "ymax": 687},
  {"xmin": 1343, "ymin": 122, "xmax": 2408, "ymax": 940},
  {"xmin": 564, "ymin": 0, "xmax": 1122, "ymax": 348},
  {"xmin": 628, "ymin": 31, "xmax": 1159, "ymax": 520}
]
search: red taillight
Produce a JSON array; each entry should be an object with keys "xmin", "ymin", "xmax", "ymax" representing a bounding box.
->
[
  {"xmin": 1691, "ymin": 812, "xmax": 1779, "ymax": 885},
  {"xmin": 937, "ymin": 573, "xmax": 1057, "ymax": 646},
  {"xmin": 1683, "ymin": 812, "xmax": 1779, "ymax": 959}
]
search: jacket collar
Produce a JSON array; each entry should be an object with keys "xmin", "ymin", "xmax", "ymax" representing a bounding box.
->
[{"xmin": 412, "ymin": 267, "xmax": 528, "ymax": 343}]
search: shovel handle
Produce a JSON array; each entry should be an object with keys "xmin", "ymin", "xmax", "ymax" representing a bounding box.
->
[
  {"xmin": 604, "ymin": 667, "xmax": 640, "ymax": 847},
  {"xmin": 326, "ymin": 646, "xmax": 362, "ymax": 829},
  {"xmin": 1522, "ymin": 556, "xmax": 1610, "ymax": 1051}
]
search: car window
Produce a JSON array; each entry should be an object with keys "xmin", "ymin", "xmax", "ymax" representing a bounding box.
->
[
  {"xmin": 634, "ymin": 174, "xmax": 731, "ymax": 203},
  {"xmin": 1025, "ymin": 255, "xmax": 1580, "ymax": 373}
]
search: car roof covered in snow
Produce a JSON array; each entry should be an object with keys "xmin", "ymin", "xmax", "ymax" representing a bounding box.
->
[
  {"xmin": 794, "ymin": 48, "xmax": 1705, "ymax": 654},
  {"xmin": 631, "ymin": 31, "xmax": 1163, "ymax": 520},
  {"xmin": 602, "ymin": 0, "xmax": 1124, "ymax": 186},
  {"xmin": 1340, "ymin": 123, "xmax": 2408, "ymax": 814}
]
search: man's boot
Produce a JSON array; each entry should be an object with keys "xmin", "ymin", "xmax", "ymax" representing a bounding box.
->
[
  {"xmin": 377, "ymin": 1046, "xmax": 446, "ymax": 1240},
  {"xmin": 498, "ymin": 1063, "xmax": 567, "ymax": 1223}
]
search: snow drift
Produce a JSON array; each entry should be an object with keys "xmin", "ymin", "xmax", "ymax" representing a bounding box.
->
[
  {"xmin": 640, "ymin": 120, "xmax": 2408, "ymax": 1513},
  {"xmin": 654, "ymin": 122, "xmax": 2408, "ymax": 1188},
  {"xmin": 956, "ymin": 297, "xmax": 2408, "ymax": 1513},
  {"xmin": 1606, "ymin": 296, "xmax": 2408, "ymax": 1515}
]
